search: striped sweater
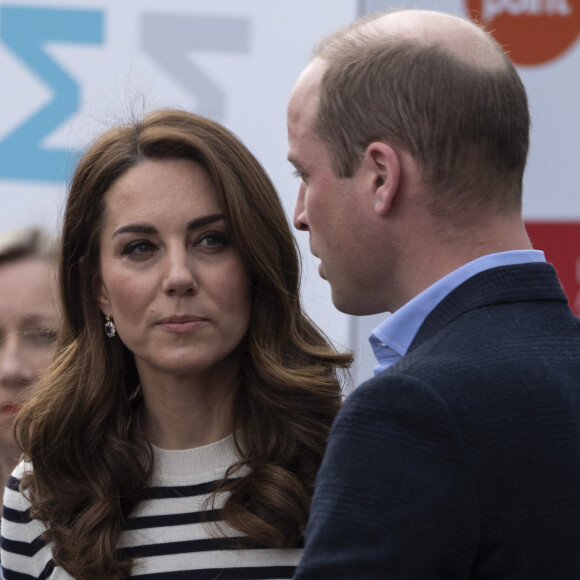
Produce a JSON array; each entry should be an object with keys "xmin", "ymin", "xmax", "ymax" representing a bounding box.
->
[{"xmin": 1, "ymin": 435, "xmax": 302, "ymax": 579}]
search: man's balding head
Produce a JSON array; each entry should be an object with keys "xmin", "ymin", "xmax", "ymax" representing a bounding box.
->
[{"xmin": 307, "ymin": 9, "xmax": 529, "ymax": 222}]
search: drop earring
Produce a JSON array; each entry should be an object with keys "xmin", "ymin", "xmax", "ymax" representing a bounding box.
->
[{"xmin": 104, "ymin": 314, "xmax": 116, "ymax": 338}]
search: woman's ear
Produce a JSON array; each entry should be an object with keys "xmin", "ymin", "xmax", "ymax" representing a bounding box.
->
[
  {"xmin": 93, "ymin": 272, "xmax": 111, "ymax": 316},
  {"xmin": 364, "ymin": 142, "xmax": 401, "ymax": 216}
]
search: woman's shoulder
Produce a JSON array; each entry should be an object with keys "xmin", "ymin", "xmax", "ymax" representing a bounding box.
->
[
  {"xmin": 1, "ymin": 462, "xmax": 60, "ymax": 580},
  {"xmin": 4, "ymin": 460, "xmax": 33, "ymax": 510},
  {"xmin": 10, "ymin": 458, "xmax": 32, "ymax": 478}
]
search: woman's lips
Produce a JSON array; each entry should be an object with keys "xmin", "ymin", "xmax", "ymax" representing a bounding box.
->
[
  {"xmin": 1, "ymin": 404, "xmax": 22, "ymax": 415},
  {"xmin": 157, "ymin": 316, "xmax": 208, "ymax": 333}
]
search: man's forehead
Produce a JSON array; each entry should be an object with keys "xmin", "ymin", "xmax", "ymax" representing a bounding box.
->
[{"xmin": 289, "ymin": 59, "xmax": 325, "ymax": 110}]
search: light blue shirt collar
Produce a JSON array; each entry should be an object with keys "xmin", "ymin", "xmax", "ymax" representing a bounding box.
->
[{"xmin": 370, "ymin": 250, "xmax": 546, "ymax": 376}]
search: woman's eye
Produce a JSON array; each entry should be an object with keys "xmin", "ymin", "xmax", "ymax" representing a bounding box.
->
[
  {"xmin": 23, "ymin": 328, "xmax": 58, "ymax": 347},
  {"xmin": 121, "ymin": 240, "xmax": 158, "ymax": 259},
  {"xmin": 198, "ymin": 232, "xmax": 229, "ymax": 249}
]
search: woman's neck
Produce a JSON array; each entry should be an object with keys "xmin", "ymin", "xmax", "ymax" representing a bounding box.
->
[{"xmin": 138, "ymin": 371, "xmax": 238, "ymax": 450}]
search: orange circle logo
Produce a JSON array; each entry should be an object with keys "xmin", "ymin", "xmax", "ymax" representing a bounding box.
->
[{"xmin": 465, "ymin": 0, "xmax": 580, "ymax": 65}]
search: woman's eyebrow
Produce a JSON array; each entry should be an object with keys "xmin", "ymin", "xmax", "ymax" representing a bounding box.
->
[
  {"xmin": 112, "ymin": 223, "xmax": 157, "ymax": 238},
  {"xmin": 112, "ymin": 214, "xmax": 225, "ymax": 239},
  {"xmin": 186, "ymin": 214, "xmax": 225, "ymax": 231}
]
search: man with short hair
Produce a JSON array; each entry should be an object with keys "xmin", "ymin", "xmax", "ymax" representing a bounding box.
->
[{"xmin": 287, "ymin": 9, "xmax": 580, "ymax": 579}]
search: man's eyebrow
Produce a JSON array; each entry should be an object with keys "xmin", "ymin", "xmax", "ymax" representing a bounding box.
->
[
  {"xmin": 288, "ymin": 157, "xmax": 308, "ymax": 175},
  {"xmin": 112, "ymin": 214, "xmax": 225, "ymax": 239}
]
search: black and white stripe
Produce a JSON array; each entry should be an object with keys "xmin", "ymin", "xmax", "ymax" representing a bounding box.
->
[{"xmin": 1, "ymin": 435, "xmax": 302, "ymax": 579}]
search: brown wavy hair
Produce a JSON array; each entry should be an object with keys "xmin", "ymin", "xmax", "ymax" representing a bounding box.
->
[{"xmin": 16, "ymin": 109, "xmax": 352, "ymax": 579}]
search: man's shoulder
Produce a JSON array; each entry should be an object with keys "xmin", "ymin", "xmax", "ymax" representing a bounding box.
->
[
  {"xmin": 409, "ymin": 261, "xmax": 578, "ymax": 356},
  {"xmin": 350, "ymin": 278, "xmax": 580, "ymax": 418}
]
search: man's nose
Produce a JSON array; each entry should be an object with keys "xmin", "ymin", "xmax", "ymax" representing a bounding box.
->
[{"xmin": 293, "ymin": 183, "xmax": 309, "ymax": 231}]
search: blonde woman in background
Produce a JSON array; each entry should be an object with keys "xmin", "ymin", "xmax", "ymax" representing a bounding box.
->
[{"xmin": 0, "ymin": 228, "xmax": 59, "ymax": 489}]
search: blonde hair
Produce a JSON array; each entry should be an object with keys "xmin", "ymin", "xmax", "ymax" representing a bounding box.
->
[{"xmin": 0, "ymin": 227, "xmax": 57, "ymax": 263}]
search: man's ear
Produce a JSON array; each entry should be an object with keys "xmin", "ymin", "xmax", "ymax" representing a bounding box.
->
[{"xmin": 364, "ymin": 142, "xmax": 401, "ymax": 216}]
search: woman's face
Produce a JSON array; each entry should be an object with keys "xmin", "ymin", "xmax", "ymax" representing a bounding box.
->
[
  {"xmin": 96, "ymin": 158, "xmax": 253, "ymax": 387},
  {"xmin": 0, "ymin": 258, "xmax": 59, "ymax": 446}
]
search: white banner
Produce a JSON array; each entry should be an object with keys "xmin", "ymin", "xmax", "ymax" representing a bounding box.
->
[{"xmin": 1, "ymin": 0, "xmax": 578, "ymax": 385}]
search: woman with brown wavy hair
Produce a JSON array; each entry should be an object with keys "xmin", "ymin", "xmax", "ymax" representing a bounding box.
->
[{"xmin": 0, "ymin": 109, "xmax": 351, "ymax": 580}]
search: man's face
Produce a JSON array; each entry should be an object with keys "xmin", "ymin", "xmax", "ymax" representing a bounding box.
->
[{"xmin": 287, "ymin": 60, "xmax": 374, "ymax": 315}]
